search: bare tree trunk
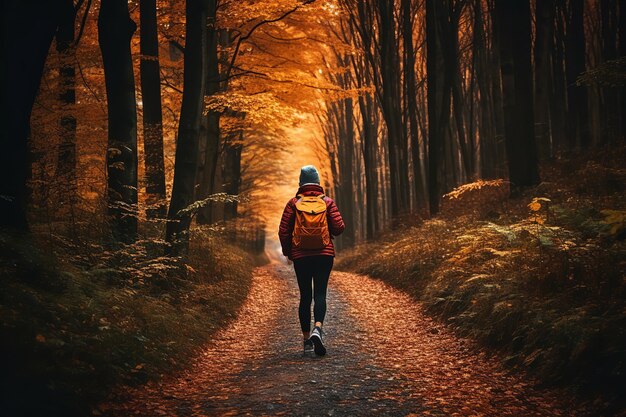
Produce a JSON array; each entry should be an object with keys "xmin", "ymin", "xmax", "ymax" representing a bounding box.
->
[
  {"xmin": 222, "ymin": 136, "xmax": 242, "ymax": 221},
  {"xmin": 98, "ymin": 0, "xmax": 139, "ymax": 243},
  {"xmin": 140, "ymin": 0, "xmax": 167, "ymax": 219},
  {"xmin": 165, "ymin": 0, "xmax": 209, "ymax": 253},
  {"xmin": 402, "ymin": 0, "xmax": 427, "ymax": 212},
  {"xmin": 551, "ymin": 1, "xmax": 568, "ymax": 153},
  {"xmin": 617, "ymin": 1, "xmax": 626, "ymax": 138},
  {"xmin": 444, "ymin": 1, "xmax": 472, "ymax": 180},
  {"xmin": 353, "ymin": 53, "xmax": 379, "ymax": 239},
  {"xmin": 196, "ymin": 12, "xmax": 222, "ymax": 225},
  {"xmin": 55, "ymin": 0, "xmax": 77, "ymax": 187},
  {"xmin": 534, "ymin": 0, "xmax": 555, "ymax": 159},
  {"xmin": 339, "ymin": 97, "xmax": 356, "ymax": 247},
  {"xmin": 601, "ymin": 0, "xmax": 619, "ymax": 145},
  {"xmin": 473, "ymin": 0, "xmax": 497, "ymax": 179},
  {"xmin": 377, "ymin": 0, "xmax": 409, "ymax": 218},
  {"xmin": 494, "ymin": 0, "xmax": 539, "ymax": 190},
  {"xmin": 565, "ymin": 0, "xmax": 590, "ymax": 149},
  {"xmin": 426, "ymin": 0, "xmax": 451, "ymax": 215},
  {"xmin": 0, "ymin": 0, "xmax": 62, "ymax": 232}
]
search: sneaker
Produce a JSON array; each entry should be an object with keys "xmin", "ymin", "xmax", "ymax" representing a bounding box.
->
[
  {"xmin": 310, "ymin": 326, "xmax": 326, "ymax": 356},
  {"xmin": 303, "ymin": 338, "xmax": 314, "ymax": 355}
]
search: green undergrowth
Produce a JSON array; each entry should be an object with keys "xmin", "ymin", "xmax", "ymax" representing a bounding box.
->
[
  {"xmin": 0, "ymin": 228, "xmax": 257, "ymax": 417},
  {"xmin": 337, "ymin": 150, "xmax": 626, "ymax": 412}
]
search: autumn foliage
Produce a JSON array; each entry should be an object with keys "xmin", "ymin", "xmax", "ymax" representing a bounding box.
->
[{"xmin": 338, "ymin": 149, "xmax": 626, "ymax": 412}]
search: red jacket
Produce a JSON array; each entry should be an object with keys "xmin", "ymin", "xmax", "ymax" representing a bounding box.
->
[{"xmin": 278, "ymin": 184, "xmax": 345, "ymax": 260}]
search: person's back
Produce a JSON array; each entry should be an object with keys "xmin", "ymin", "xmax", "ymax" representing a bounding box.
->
[{"xmin": 278, "ymin": 165, "xmax": 345, "ymax": 355}]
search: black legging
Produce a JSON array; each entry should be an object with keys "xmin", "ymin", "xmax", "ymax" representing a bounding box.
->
[{"xmin": 293, "ymin": 255, "xmax": 334, "ymax": 333}]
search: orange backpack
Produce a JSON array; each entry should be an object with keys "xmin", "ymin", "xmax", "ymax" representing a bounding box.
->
[{"xmin": 292, "ymin": 194, "xmax": 331, "ymax": 250}]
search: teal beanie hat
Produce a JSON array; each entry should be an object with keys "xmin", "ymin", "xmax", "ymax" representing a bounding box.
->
[{"xmin": 299, "ymin": 165, "xmax": 320, "ymax": 186}]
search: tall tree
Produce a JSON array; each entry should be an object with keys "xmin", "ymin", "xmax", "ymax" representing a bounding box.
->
[
  {"xmin": 551, "ymin": 0, "xmax": 568, "ymax": 153},
  {"xmin": 494, "ymin": 0, "xmax": 539, "ymax": 190},
  {"xmin": 1, "ymin": 0, "xmax": 63, "ymax": 232},
  {"xmin": 98, "ymin": 0, "xmax": 139, "ymax": 243},
  {"xmin": 565, "ymin": 0, "xmax": 590, "ymax": 149},
  {"xmin": 600, "ymin": 0, "xmax": 619, "ymax": 144},
  {"xmin": 534, "ymin": 0, "xmax": 556, "ymax": 159},
  {"xmin": 221, "ymin": 117, "xmax": 244, "ymax": 222},
  {"xmin": 425, "ymin": 0, "xmax": 451, "ymax": 214},
  {"xmin": 343, "ymin": 0, "xmax": 381, "ymax": 237},
  {"xmin": 401, "ymin": 0, "xmax": 426, "ymax": 212},
  {"xmin": 139, "ymin": 0, "xmax": 167, "ymax": 219},
  {"xmin": 619, "ymin": 0, "xmax": 626, "ymax": 137},
  {"xmin": 165, "ymin": 0, "xmax": 210, "ymax": 253},
  {"xmin": 473, "ymin": 0, "xmax": 498, "ymax": 178},
  {"xmin": 337, "ymin": 95, "xmax": 356, "ymax": 247},
  {"xmin": 352, "ymin": 50, "xmax": 380, "ymax": 239},
  {"xmin": 446, "ymin": 1, "xmax": 473, "ymax": 180},
  {"xmin": 196, "ymin": 16, "xmax": 223, "ymax": 225},
  {"xmin": 376, "ymin": 0, "xmax": 410, "ymax": 217},
  {"xmin": 55, "ymin": 0, "xmax": 78, "ymax": 186}
]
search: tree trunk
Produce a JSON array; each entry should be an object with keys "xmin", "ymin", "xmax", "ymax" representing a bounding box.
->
[
  {"xmin": 426, "ymin": 0, "xmax": 451, "ymax": 215},
  {"xmin": 445, "ymin": 2, "xmax": 472, "ymax": 180},
  {"xmin": 220, "ymin": 111, "xmax": 244, "ymax": 222},
  {"xmin": 222, "ymin": 138, "xmax": 242, "ymax": 221},
  {"xmin": 139, "ymin": 0, "xmax": 167, "ymax": 219},
  {"xmin": 534, "ymin": 0, "xmax": 555, "ymax": 159},
  {"xmin": 601, "ymin": 0, "xmax": 619, "ymax": 145},
  {"xmin": 402, "ymin": 0, "xmax": 427, "ymax": 212},
  {"xmin": 619, "ymin": 0, "xmax": 626, "ymax": 138},
  {"xmin": 165, "ymin": 0, "xmax": 209, "ymax": 253},
  {"xmin": 565, "ymin": 0, "xmax": 590, "ymax": 149},
  {"xmin": 551, "ymin": 1, "xmax": 568, "ymax": 153},
  {"xmin": 474, "ymin": 0, "xmax": 497, "ymax": 179},
  {"xmin": 55, "ymin": 0, "xmax": 78, "ymax": 187},
  {"xmin": 377, "ymin": 0, "xmax": 409, "ymax": 218},
  {"xmin": 196, "ymin": 11, "xmax": 222, "ymax": 225},
  {"xmin": 339, "ymin": 97, "xmax": 356, "ymax": 247},
  {"xmin": 1, "ymin": 0, "xmax": 62, "ymax": 232},
  {"xmin": 98, "ymin": 0, "xmax": 139, "ymax": 243},
  {"xmin": 359, "ymin": 92, "xmax": 379, "ymax": 240},
  {"xmin": 494, "ymin": 0, "xmax": 539, "ymax": 190}
]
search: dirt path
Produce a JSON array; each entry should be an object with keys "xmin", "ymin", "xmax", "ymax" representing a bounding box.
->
[{"xmin": 105, "ymin": 264, "xmax": 591, "ymax": 416}]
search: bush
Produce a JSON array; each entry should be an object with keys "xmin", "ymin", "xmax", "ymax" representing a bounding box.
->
[
  {"xmin": 337, "ymin": 154, "xmax": 626, "ymax": 412},
  {"xmin": 0, "ymin": 230, "xmax": 255, "ymax": 416}
]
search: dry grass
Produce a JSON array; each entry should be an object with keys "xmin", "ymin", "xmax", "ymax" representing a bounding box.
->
[{"xmin": 337, "ymin": 148, "xmax": 626, "ymax": 410}]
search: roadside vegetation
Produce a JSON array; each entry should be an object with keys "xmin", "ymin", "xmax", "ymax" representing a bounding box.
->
[
  {"xmin": 337, "ymin": 148, "xmax": 626, "ymax": 412},
  {"xmin": 0, "ymin": 228, "xmax": 259, "ymax": 416}
]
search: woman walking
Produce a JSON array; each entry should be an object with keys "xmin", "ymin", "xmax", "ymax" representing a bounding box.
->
[{"xmin": 278, "ymin": 165, "xmax": 345, "ymax": 356}]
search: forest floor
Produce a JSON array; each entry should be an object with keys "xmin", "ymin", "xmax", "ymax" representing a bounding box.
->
[{"xmin": 102, "ymin": 263, "xmax": 594, "ymax": 417}]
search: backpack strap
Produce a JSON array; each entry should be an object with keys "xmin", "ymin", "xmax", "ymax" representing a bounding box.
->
[{"xmin": 296, "ymin": 193, "xmax": 325, "ymax": 199}]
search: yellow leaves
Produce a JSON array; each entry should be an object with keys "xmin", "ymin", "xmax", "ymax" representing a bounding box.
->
[
  {"xmin": 440, "ymin": 179, "xmax": 509, "ymax": 219},
  {"xmin": 528, "ymin": 197, "xmax": 551, "ymax": 212},
  {"xmin": 443, "ymin": 179, "xmax": 507, "ymax": 200},
  {"xmin": 528, "ymin": 197, "xmax": 551, "ymax": 225},
  {"xmin": 203, "ymin": 91, "xmax": 297, "ymax": 129}
]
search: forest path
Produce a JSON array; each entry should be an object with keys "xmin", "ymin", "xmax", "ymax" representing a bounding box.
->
[{"xmin": 105, "ymin": 264, "xmax": 590, "ymax": 416}]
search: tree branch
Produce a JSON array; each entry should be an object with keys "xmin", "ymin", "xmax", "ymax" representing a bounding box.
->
[{"xmin": 224, "ymin": 0, "xmax": 315, "ymax": 81}]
